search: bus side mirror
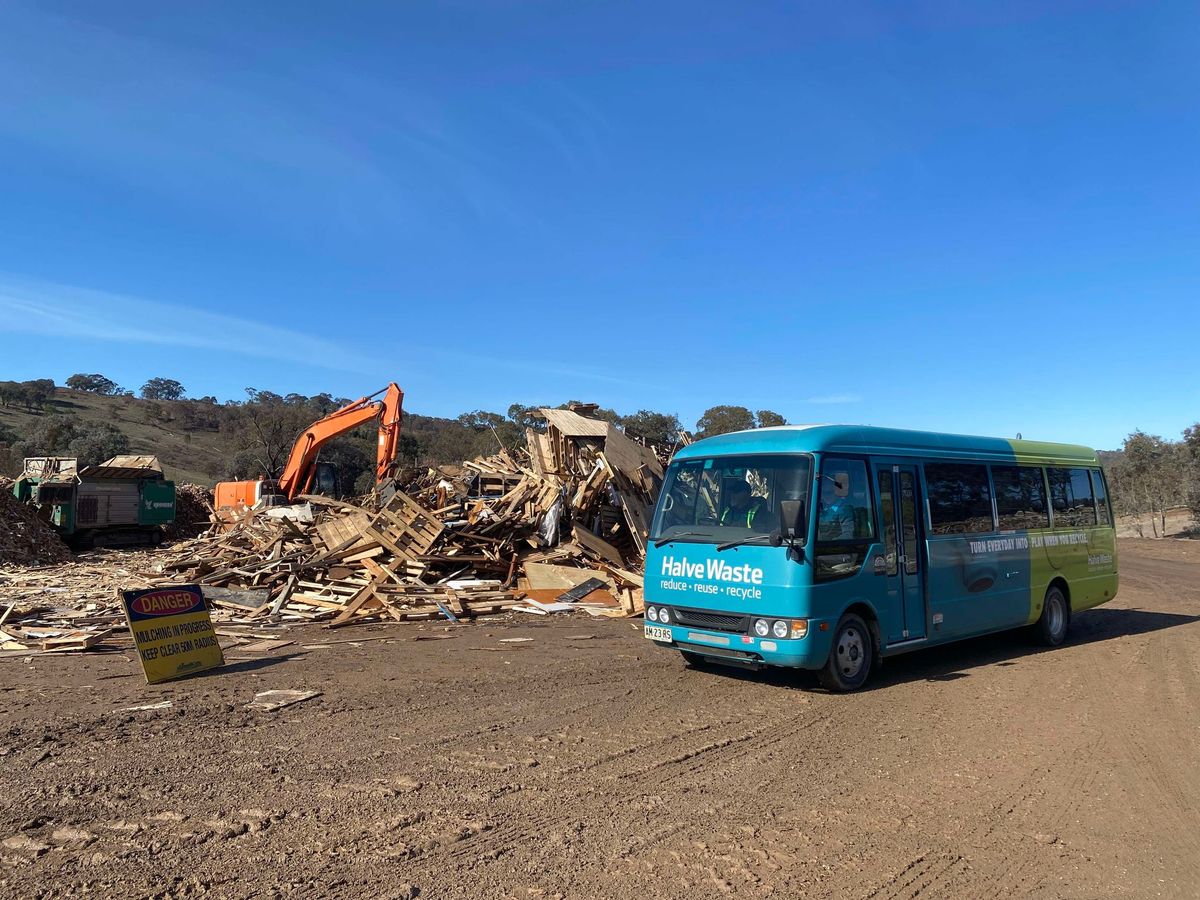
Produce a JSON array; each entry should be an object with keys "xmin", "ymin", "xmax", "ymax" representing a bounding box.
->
[{"xmin": 780, "ymin": 499, "xmax": 806, "ymax": 541}]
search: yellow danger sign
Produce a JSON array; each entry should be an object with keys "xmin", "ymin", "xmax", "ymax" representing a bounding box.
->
[{"xmin": 121, "ymin": 585, "xmax": 224, "ymax": 684}]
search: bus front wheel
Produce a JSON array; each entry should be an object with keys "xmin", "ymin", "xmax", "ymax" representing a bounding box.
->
[
  {"xmin": 818, "ymin": 613, "xmax": 873, "ymax": 692},
  {"xmin": 1034, "ymin": 585, "xmax": 1070, "ymax": 647}
]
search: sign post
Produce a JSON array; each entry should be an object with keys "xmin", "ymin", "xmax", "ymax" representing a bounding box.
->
[{"xmin": 121, "ymin": 585, "xmax": 224, "ymax": 684}]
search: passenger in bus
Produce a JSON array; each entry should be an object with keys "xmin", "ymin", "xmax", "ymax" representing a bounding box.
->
[
  {"xmin": 818, "ymin": 472, "xmax": 857, "ymax": 540},
  {"xmin": 721, "ymin": 481, "xmax": 766, "ymax": 529}
]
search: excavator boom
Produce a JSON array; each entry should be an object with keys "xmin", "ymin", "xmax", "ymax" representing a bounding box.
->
[{"xmin": 277, "ymin": 383, "xmax": 404, "ymax": 499}]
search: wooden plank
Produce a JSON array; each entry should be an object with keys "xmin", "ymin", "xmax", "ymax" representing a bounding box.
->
[
  {"xmin": 600, "ymin": 426, "xmax": 663, "ymax": 480},
  {"xmin": 291, "ymin": 593, "xmax": 362, "ymax": 610},
  {"xmin": 315, "ymin": 512, "xmax": 373, "ymax": 555},
  {"xmin": 41, "ymin": 629, "xmax": 113, "ymax": 652},
  {"xmin": 327, "ymin": 574, "xmax": 388, "ymax": 628},
  {"xmin": 264, "ymin": 575, "xmax": 297, "ymax": 617},
  {"xmin": 235, "ymin": 638, "xmax": 295, "ymax": 653},
  {"xmin": 247, "ymin": 689, "xmax": 321, "ymax": 711},
  {"xmin": 523, "ymin": 562, "xmax": 617, "ymax": 592},
  {"xmin": 571, "ymin": 524, "xmax": 626, "ymax": 566}
]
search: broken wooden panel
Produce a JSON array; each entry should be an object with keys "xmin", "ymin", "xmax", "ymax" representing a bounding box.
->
[
  {"xmin": 315, "ymin": 512, "xmax": 373, "ymax": 556},
  {"xmin": 602, "ymin": 424, "xmax": 664, "ymax": 481},
  {"xmin": 526, "ymin": 428, "xmax": 554, "ymax": 478},
  {"xmin": 570, "ymin": 524, "xmax": 626, "ymax": 567}
]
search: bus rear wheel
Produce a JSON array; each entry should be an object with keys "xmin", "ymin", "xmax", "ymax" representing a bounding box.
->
[
  {"xmin": 1034, "ymin": 585, "xmax": 1070, "ymax": 647},
  {"xmin": 818, "ymin": 613, "xmax": 873, "ymax": 692}
]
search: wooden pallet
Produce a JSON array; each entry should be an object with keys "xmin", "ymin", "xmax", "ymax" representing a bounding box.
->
[{"xmin": 363, "ymin": 491, "xmax": 445, "ymax": 561}]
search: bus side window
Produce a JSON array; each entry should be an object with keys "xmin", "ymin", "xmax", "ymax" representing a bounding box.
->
[
  {"xmin": 1091, "ymin": 468, "xmax": 1112, "ymax": 526},
  {"xmin": 992, "ymin": 465, "xmax": 1050, "ymax": 530},
  {"xmin": 817, "ymin": 458, "xmax": 874, "ymax": 541},
  {"xmin": 877, "ymin": 470, "xmax": 899, "ymax": 576},
  {"xmin": 815, "ymin": 458, "xmax": 875, "ymax": 582},
  {"xmin": 1047, "ymin": 467, "xmax": 1097, "ymax": 527},
  {"xmin": 925, "ymin": 463, "xmax": 994, "ymax": 534}
]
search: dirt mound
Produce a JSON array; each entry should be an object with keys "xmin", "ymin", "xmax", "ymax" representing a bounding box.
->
[
  {"xmin": 164, "ymin": 483, "xmax": 214, "ymax": 541},
  {"xmin": 0, "ymin": 482, "xmax": 71, "ymax": 566}
]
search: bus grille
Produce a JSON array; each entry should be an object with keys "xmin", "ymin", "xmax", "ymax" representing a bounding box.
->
[{"xmin": 672, "ymin": 608, "xmax": 749, "ymax": 634}]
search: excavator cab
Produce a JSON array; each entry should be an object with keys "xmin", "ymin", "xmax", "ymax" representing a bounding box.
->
[{"xmin": 312, "ymin": 461, "xmax": 340, "ymax": 498}]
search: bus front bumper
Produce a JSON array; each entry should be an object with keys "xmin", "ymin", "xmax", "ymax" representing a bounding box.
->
[{"xmin": 643, "ymin": 621, "xmax": 833, "ymax": 670}]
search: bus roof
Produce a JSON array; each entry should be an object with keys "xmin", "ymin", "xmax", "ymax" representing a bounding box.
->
[{"xmin": 674, "ymin": 425, "xmax": 1099, "ymax": 466}]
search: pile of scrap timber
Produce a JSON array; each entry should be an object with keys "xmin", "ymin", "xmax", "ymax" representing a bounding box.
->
[
  {"xmin": 137, "ymin": 406, "xmax": 659, "ymax": 628},
  {"xmin": 146, "ymin": 493, "xmax": 528, "ymax": 626},
  {"xmin": 0, "ymin": 481, "xmax": 72, "ymax": 567},
  {"xmin": 405, "ymin": 406, "xmax": 662, "ymax": 598}
]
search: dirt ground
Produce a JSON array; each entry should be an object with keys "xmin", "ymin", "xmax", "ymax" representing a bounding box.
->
[
  {"xmin": 1115, "ymin": 506, "xmax": 1195, "ymax": 539},
  {"xmin": 2, "ymin": 539, "xmax": 1198, "ymax": 899}
]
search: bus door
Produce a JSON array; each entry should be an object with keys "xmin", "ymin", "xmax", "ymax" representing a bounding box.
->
[{"xmin": 875, "ymin": 464, "xmax": 927, "ymax": 642}]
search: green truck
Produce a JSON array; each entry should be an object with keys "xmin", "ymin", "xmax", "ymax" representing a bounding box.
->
[{"xmin": 12, "ymin": 455, "xmax": 176, "ymax": 548}]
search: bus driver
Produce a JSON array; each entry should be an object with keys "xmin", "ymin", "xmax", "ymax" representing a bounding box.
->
[{"xmin": 721, "ymin": 480, "xmax": 765, "ymax": 529}]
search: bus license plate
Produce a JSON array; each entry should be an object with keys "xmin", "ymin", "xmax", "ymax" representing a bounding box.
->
[{"xmin": 644, "ymin": 625, "xmax": 672, "ymax": 642}]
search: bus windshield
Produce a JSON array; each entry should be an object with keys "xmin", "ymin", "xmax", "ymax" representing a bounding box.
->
[{"xmin": 650, "ymin": 454, "xmax": 812, "ymax": 545}]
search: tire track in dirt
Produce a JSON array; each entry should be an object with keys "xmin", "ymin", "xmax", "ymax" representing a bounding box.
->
[
  {"xmin": 434, "ymin": 700, "xmax": 841, "ymax": 871},
  {"xmin": 861, "ymin": 852, "xmax": 973, "ymax": 900},
  {"xmin": 1114, "ymin": 632, "xmax": 1200, "ymax": 886},
  {"xmin": 1058, "ymin": 558, "xmax": 1200, "ymax": 896}
]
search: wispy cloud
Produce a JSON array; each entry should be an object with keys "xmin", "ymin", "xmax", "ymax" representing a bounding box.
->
[
  {"xmin": 0, "ymin": 274, "xmax": 648, "ymax": 391},
  {"xmin": 807, "ymin": 393, "xmax": 863, "ymax": 405},
  {"xmin": 504, "ymin": 79, "xmax": 611, "ymax": 174},
  {"xmin": 0, "ymin": 275, "xmax": 381, "ymax": 373}
]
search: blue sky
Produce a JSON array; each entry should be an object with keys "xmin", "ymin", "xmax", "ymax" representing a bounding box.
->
[{"xmin": 0, "ymin": 1, "xmax": 1196, "ymax": 449}]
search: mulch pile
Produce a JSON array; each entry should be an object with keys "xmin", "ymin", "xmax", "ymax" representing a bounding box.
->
[
  {"xmin": 0, "ymin": 478, "xmax": 72, "ymax": 567},
  {"xmin": 164, "ymin": 483, "xmax": 215, "ymax": 542}
]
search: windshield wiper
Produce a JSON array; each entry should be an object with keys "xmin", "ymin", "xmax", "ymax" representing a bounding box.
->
[
  {"xmin": 716, "ymin": 532, "xmax": 782, "ymax": 552},
  {"xmin": 653, "ymin": 531, "xmax": 712, "ymax": 548}
]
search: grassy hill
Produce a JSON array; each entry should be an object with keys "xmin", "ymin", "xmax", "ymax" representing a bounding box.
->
[
  {"xmin": 0, "ymin": 386, "xmax": 522, "ymax": 489},
  {"xmin": 0, "ymin": 389, "xmax": 229, "ymax": 486}
]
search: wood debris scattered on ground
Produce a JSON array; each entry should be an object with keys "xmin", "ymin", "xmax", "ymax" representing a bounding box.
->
[
  {"xmin": 0, "ymin": 406, "xmax": 669, "ymax": 660},
  {"xmin": 0, "ymin": 551, "xmax": 159, "ymax": 653}
]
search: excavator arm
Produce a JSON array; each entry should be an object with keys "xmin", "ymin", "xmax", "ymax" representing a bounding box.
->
[{"xmin": 277, "ymin": 383, "xmax": 404, "ymax": 500}]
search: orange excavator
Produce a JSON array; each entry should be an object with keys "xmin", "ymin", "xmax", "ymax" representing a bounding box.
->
[{"xmin": 213, "ymin": 383, "xmax": 404, "ymax": 519}]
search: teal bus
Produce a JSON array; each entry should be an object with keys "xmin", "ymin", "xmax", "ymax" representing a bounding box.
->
[{"xmin": 644, "ymin": 426, "xmax": 1118, "ymax": 691}]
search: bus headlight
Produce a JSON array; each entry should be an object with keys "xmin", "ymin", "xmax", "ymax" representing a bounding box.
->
[
  {"xmin": 646, "ymin": 606, "xmax": 659, "ymax": 622},
  {"xmin": 658, "ymin": 607, "xmax": 670, "ymax": 623},
  {"xmin": 753, "ymin": 618, "xmax": 770, "ymax": 637},
  {"xmin": 772, "ymin": 620, "xmax": 789, "ymax": 639}
]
